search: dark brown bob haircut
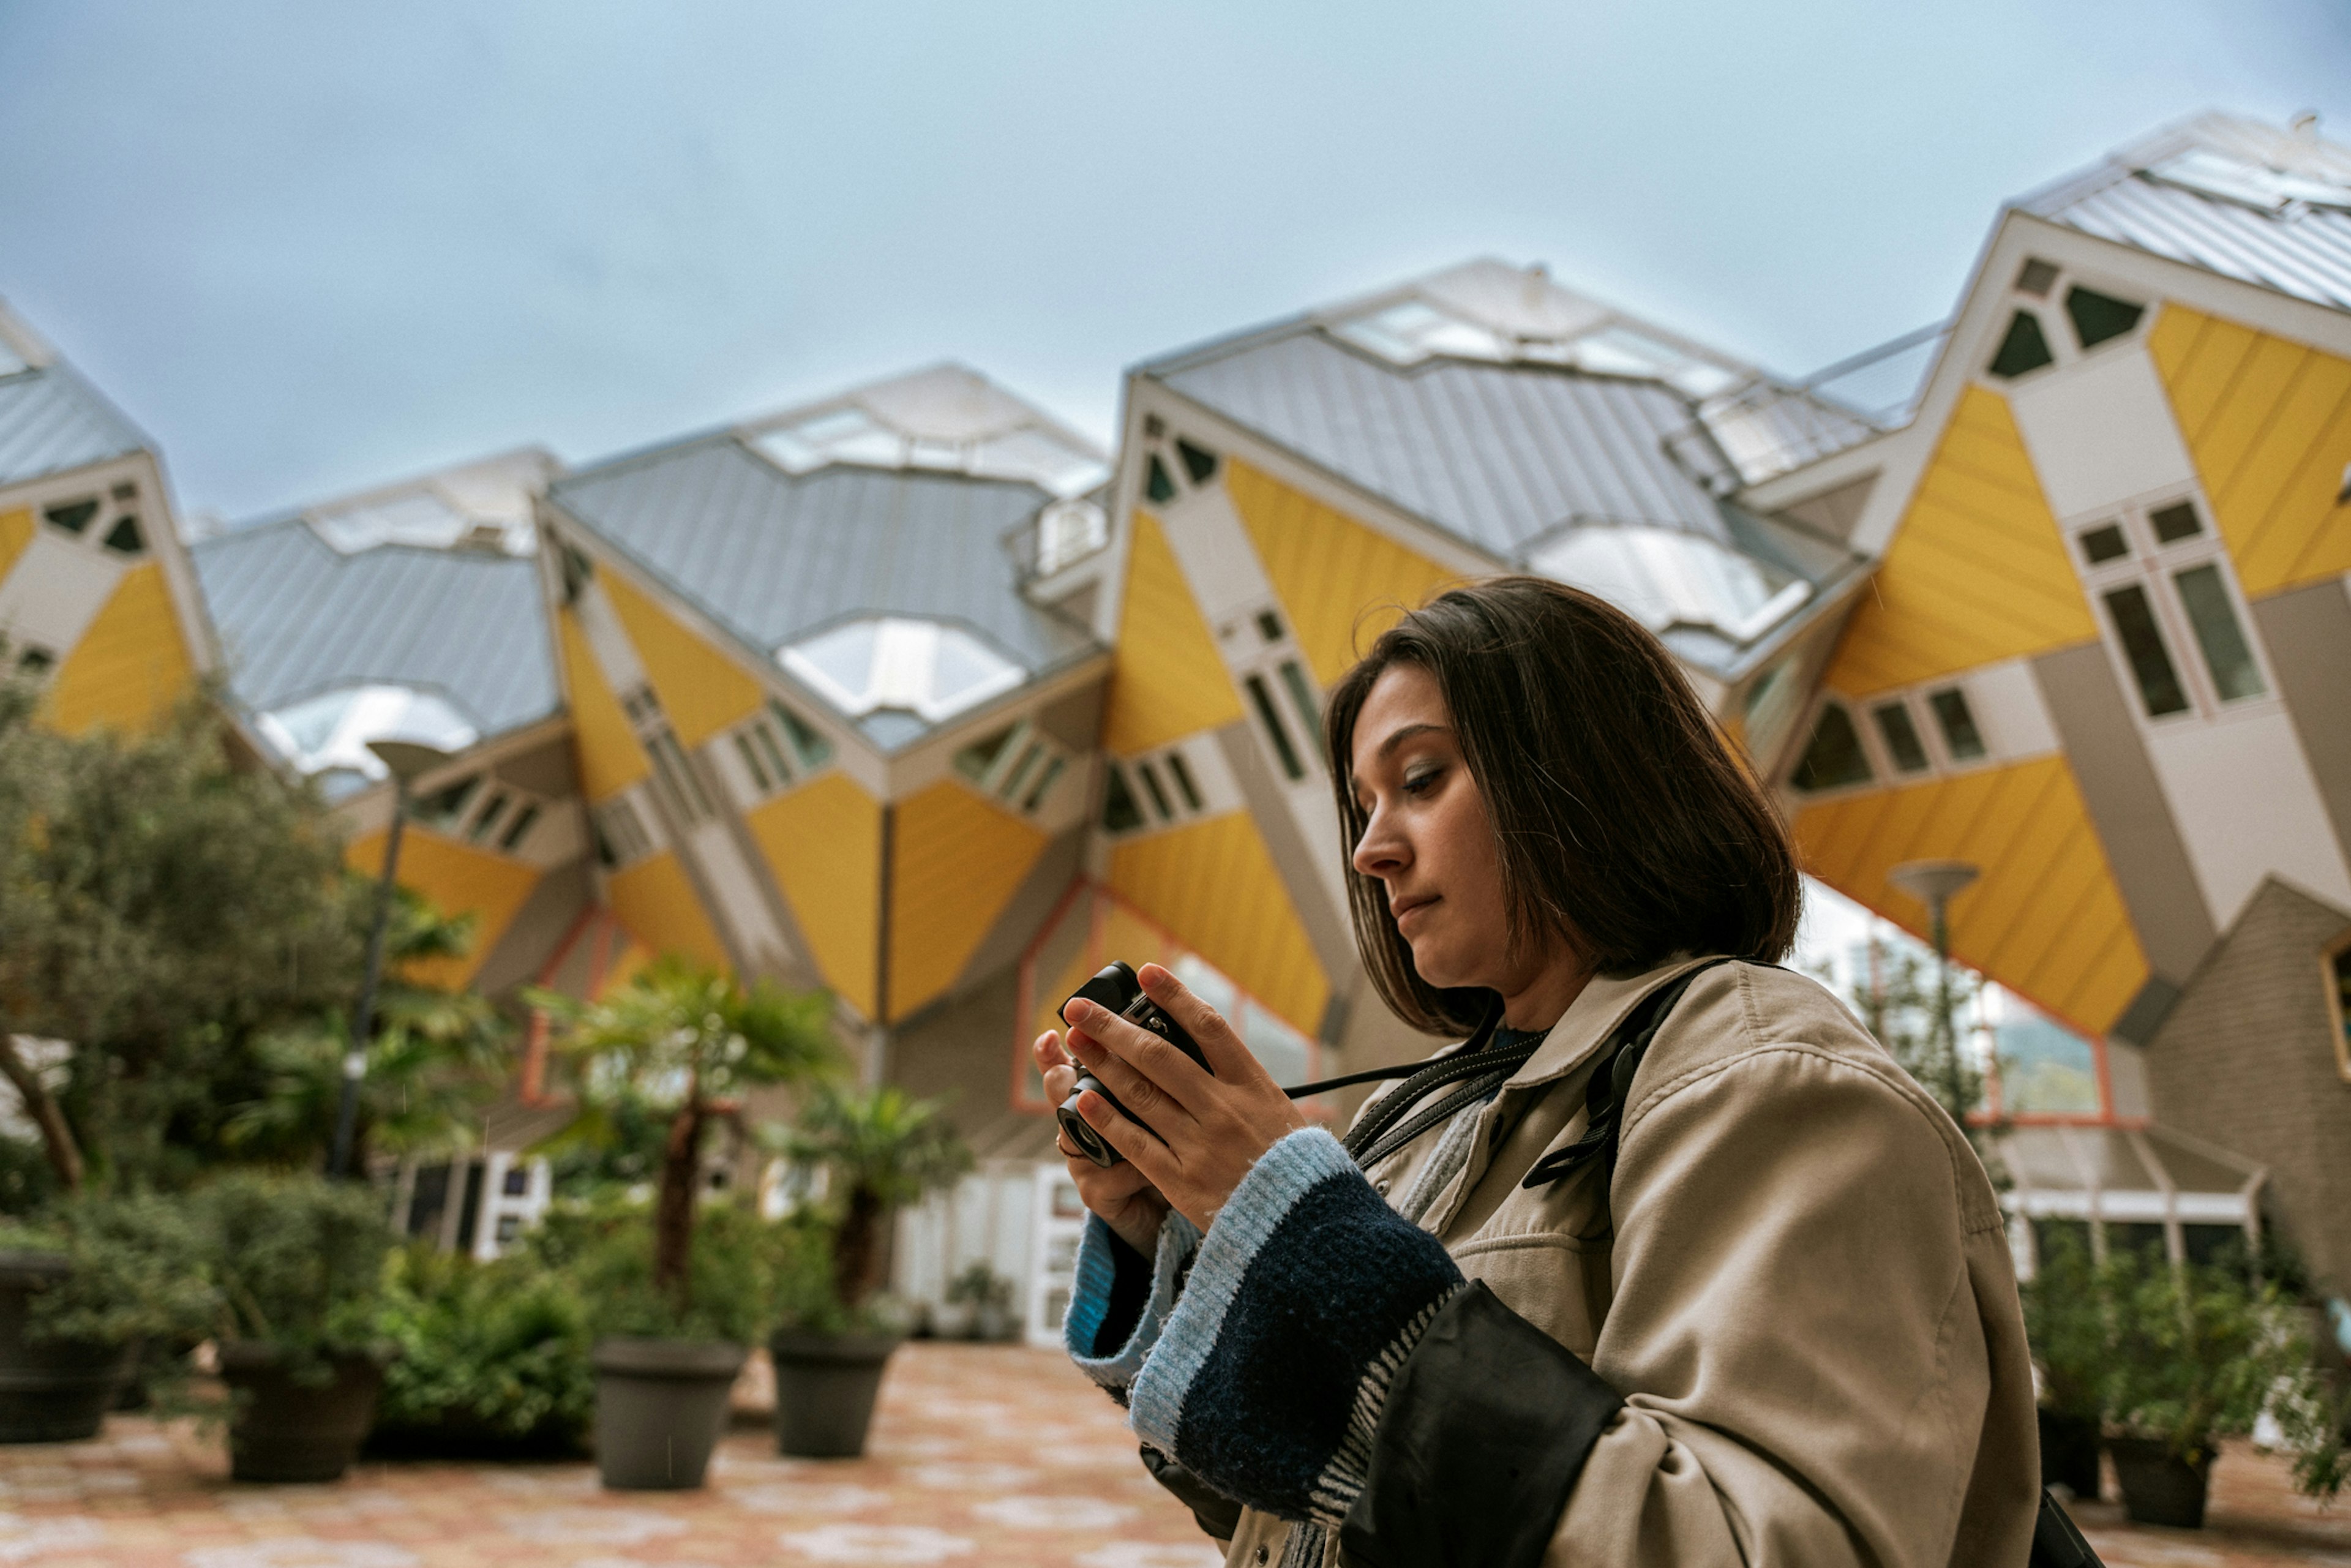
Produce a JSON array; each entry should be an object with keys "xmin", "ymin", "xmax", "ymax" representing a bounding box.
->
[{"xmin": 1324, "ymin": 576, "xmax": 1801, "ymax": 1035}]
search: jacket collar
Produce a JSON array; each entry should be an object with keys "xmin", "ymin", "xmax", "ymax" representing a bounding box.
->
[{"xmin": 1496, "ymin": 953, "xmax": 1725, "ymax": 1094}]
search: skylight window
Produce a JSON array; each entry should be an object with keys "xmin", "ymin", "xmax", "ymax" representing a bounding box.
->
[
  {"xmin": 1331, "ymin": 293, "xmax": 1749, "ymax": 401},
  {"xmin": 256, "ymin": 684, "xmax": 480, "ymax": 798},
  {"xmin": 1524, "ymin": 525, "xmax": 1810, "ymax": 645},
  {"xmin": 310, "ymin": 491, "xmax": 482, "ymax": 554},
  {"xmin": 2145, "ymin": 149, "xmax": 2351, "ymax": 216},
  {"xmin": 745, "ymin": 366, "xmax": 1108, "ymax": 497},
  {"xmin": 779, "ymin": 616, "xmax": 1025, "ymax": 726}
]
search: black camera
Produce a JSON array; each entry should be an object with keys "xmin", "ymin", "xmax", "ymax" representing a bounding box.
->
[{"xmin": 1056, "ymin": 961, "xmax": 1210, "ymax": 1168}]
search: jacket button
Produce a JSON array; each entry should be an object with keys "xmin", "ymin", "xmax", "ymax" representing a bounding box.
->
[
  {"xmin": 1254, "ymin": 1548, "xmax": 1270, "ymax": 1565},
  {"xmin": 1374, "ymin": 1179, "xmax": 1389, "ymax": 1195}
]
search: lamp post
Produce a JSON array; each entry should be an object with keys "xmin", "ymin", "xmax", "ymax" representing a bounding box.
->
[
  {"xmin": 329, "ymin": 739, "xmax": 452, "ymax": 1179},
  {"xmin": 1888, "ymin": 859, "xmax": 1980, "ymax": 1123}
]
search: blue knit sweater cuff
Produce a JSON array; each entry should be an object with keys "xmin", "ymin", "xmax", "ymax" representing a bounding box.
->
[
  {"xmin": 1128, "ymin": 1128, "xmax": 1466, "ymax": 1526},
  {"xmin": 1064, "ymin": 1210, "xmax": 1202, "ymax": 1398}
]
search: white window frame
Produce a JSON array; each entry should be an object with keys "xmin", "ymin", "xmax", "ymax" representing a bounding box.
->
[{"xmin": 2071, "ymin": 492, "xmax": 2277, "ymax": 728}]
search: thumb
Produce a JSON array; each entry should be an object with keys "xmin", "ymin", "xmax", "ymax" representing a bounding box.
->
[{"xmin": 1136, "ymin": 963, "xmax": 1266, "ymax": 1084}]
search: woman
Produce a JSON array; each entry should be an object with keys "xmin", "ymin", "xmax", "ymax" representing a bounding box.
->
[{"xmin": 1035, "ymin": 577, "xmax": 2039, "ymax": 1567}]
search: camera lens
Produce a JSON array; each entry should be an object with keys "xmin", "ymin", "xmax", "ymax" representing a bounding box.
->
[{"xmin": 1057, "ymin": 1088, "xmax": 1120, "ymax": 1167}]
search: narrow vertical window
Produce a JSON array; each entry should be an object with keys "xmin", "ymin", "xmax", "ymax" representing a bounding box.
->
[
  {"xmin": 1872, "ymin": 702, "xmax": 1931, "ymax": 773},
  {"xmin": 498, "ymin": 803, "xmax": 541, "ymax": 852},
  {"xmin": 1277, "ymin": 659, "xmax": 1321, "ymax": 752},
  {"xmin": 468, "ymin": 791, "xmax": 512, "ymax": 842},
  {"xmin": 1101, "ymin": 765, "xmax": 1144, "ymax": 834},
  {"xmin": 1164, "ymin": 751, "xmax": 1204, "ymax": 811},
  {"xmin": 1145, "ymin": 454, "xmax": 1176, "ymax": 506},
  {"xmin": 1021, "ymin": 756, "xmax": 1067, "ymax": 813},
  {"xmin": 735, "ymin": 734, "xmax": 774, "ymax": 794},
  {"xmin": 1790, "ymin": 703, "xmax": 1872, "ymax": 792},
  {"xmin": 1000, "ymin": 741, "xmax": 1046, "ymax": 802},
  {"xmin": 1927, "ymin": 688, "xmax": 1987, "ymax": 762},
  {"xmin": 1244, "ymin": 673, "xmax": 1307, "ymax": 782},
  {"xmin": 1136, "ymin": 761, "xmax": 1176, "ymax": 820},
  {"xmin": 2172, "ymin": 565, "xmax": 2267, "ymax": 702},
  {"xmin": 2102, "ymin": 586, "xmax": 2190, "ymax": 717},
  {"xmin": 752, "ymin": 724, "xmax": 794, "ymax": 788}
]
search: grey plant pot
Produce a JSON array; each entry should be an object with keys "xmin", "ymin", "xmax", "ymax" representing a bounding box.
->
[
  {"xmin": 591, "ymin": 1338, "xmax": 746, "ymax": 1490},
  {"xmin": 0, "ymin": 1251, "xmax": 138, "ymax": 1443},
  {"xmin": 768, "ymin": 1330, "xmax": 901, "ymax": 1458},
  {"xmin": 217, "ymin": 1343, "xmax": 386, "ymax": 1483}
]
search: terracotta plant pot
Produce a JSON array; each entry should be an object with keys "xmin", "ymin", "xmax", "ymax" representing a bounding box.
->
[
  {"xmin": 768, "ymin": 1331, "xmax": 901, "ymax": 1457},
  {"xmin": 2037, "ymin": 1406, "xmax": 2102, "ymax": 1501},
  {"xmin": 591, "ymin": 1338, "xmax": 745, "ymax": 1490},
  {"xmin": 2109, "ymin": 1435, "xmax": 2212, "ymax": 1528},
  {"xmin": 0, "ymin": 1251, "xmax": 137, "ymax": 1442},
  {"xmin": 218, "ymin": 1343, "xmax": 386, "ymax": 1483}
]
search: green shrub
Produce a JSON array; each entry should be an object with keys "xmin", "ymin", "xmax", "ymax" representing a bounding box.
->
[
  {"xmin": 190, "ymin": 1171, "xmax": 395, "ymax": 1375},
  {"xmin": 525, "ymin": 1195, "xmax": 768, "ymax": 1345},
  {"xmin": 370, "ymin": 1246, "xmax": 591, "ymax": 1455},
  {"xmin": 0, "ymin": 1190, "xmax": 211, "ymax": 1348},
  {"xmin": 2019, "ymin": 1225, "xmax": 2104, "ymax": 1424}
]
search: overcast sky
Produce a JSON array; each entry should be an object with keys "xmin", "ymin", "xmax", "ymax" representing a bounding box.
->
[{"xmin": 1, "ymin": 1, "xmax": 2344, "ymax": 523}]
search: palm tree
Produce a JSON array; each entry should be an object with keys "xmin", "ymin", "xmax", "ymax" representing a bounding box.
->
[
  {"xmin": 533, "ymin": 961, "xmax": 837, "ymax": 1306},
  {"xmin": 776, "ymin": 1084, "xmax": 970, "ymax": 1313}
]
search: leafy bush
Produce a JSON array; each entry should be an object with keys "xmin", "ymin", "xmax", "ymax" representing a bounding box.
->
[
  {"xmin": 0, "ymin": 1190, "xmax": 211, "ymax": 1348},
  {"xmin": 2019, "ymin": 1225, "xmax": 2105, "ymax": 1425},
  {"xmin": 189, "ymin": 1171, "xmax": 396, "ymax": 1373},
  {"xmin": 525, "ymin": 1195, "xmax": 768, "ymax": 1345},
  {"xmin": 370, "ymin": 1246, "xmax": 591, "ymax": 1455},
  {"xmin": 770, "ymin": 1084, "xmax": 969, "ymax": 1319}
]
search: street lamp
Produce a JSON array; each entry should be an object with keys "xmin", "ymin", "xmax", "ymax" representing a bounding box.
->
[
  {"xmin": 1888, "ymin": 859, "xmax": 1981, "ymax": 1122},
  {"xmin": 328, "ymin": 739, "xmax": 454, "ymax": 1179}
]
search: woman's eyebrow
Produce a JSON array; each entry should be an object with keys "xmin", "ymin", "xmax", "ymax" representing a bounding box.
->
[{"xmin": 1373, "ymin": 722, "xmax": 1449, "ymax": 763}]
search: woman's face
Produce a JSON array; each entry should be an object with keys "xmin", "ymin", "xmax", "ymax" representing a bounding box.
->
[{"xmin": 1349, "ymin": 662, "xmax": 1545, "ymax": 998}]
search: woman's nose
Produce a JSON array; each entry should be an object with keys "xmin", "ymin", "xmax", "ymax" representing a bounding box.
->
[{"xmin": 1352, "ymin": 811, "xmax": 1406, "ymax": 878}]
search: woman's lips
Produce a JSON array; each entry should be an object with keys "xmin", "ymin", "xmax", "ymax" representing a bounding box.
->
[{"xmin": 1393, "ymin": 895, "xmax": 1438, "ymax": 931}]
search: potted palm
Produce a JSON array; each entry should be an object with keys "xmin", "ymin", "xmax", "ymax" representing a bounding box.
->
[
  {"xmin": 192, "ymin": 1171, "xmax": 399, "ymax": 1482},
  {"xmin": 2097, "ymin": 1242, "xmax": 2315, "ymax": 1527},
  {"xmin": 2019, "ymin": 1226, "xmax": 2105, "ymax": 1500},
  {"xmin": 531, "ymin": 960, "xmax": 836, "ymax": 1490},
  {"xmin": 766, "ymin": 1085, "xmax": 969, "ymax": 1457}
]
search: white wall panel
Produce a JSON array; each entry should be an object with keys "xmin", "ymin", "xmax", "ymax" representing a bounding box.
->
[
  {"xmin": 0, "ymin": 532, "xmax": 124, "ymax": 656},
  {"xmin": 2145, "ymin": 710, "xmax": 2351, "ymax": 926},
  {"xmin": 2008, "ymin": 348, "xmax": 2198, "ymax": 519}
]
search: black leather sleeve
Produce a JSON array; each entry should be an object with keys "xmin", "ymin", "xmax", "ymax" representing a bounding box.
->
[
  {"xmin": 1140, "ymin": 1444, "xmax": 1246, "ymax": 1543},
  {"xmin": 1338, "ymin": 1281, "xmax": 1623, "ymax": 1568}
]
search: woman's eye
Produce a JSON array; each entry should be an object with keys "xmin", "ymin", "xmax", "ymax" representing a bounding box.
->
[{"xmin": 1401, "ymin": 767, "xmax": 1441, "ymax": 796}]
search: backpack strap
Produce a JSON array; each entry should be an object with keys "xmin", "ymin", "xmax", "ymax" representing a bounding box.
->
[{"xmin": 1520, "ymin": 958, "xmax": 1738, "ymax": 1193}]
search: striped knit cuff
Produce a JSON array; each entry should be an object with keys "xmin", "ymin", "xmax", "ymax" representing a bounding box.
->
[
  {"xmin": 1065, "ymin": 1210, "xmax": 1202, "ymax": 1399},
  {"xmin": 1128, "ymin": 1128, "xmax": 1465, "ymax": 1525}
]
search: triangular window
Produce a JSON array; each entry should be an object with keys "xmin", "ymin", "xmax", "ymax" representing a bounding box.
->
[
  {"xmin": 2064, "ymin": 287, "xmax": 2143, "ymax": 351},
  {"xmin": 103, "ymin": 514, "xmax": 145, "ymax": 555},
  {"xmin": 1176, "ymin": 438, "xmax": 1218, "ymax": 485},
  {"xmin": 1987, "ymin": 312, "xmax": 2054, "ymax": 380},
  {"xmin": 1790, "ymin": 703, "xmax": 1873, "ymax": 792},
  {"xmin": 1145, "ymin": 453, "xmax": 1176, "ymax": 507}
]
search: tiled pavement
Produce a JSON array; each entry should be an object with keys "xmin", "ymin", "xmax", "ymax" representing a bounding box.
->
[{"xmin": 0, "ymin": 1341, "xmax": 2343, "ymax": 1567}]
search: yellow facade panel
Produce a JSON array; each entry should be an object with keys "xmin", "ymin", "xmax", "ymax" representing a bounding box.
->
[
  {"xmin": 1223, "ymin": 458, "xmax": 1461, "ymax": 688},
  {"xmin": 0, "ymin": 509, "xmax": 32, "ymax": 583},
  {"xmin": 344, "ymin": 827, "xmax": 542, "ymax": 992},
  {"xmin": 44, "ymin": 561, "xmax": 196, "ymax": 735},
  {"xmin": 1792, "ymin": 755, "xmax": 2146, "ymax": 1040},
  {"xmin": 1823, "ymin": 387, "xmax": 2094, "ymax": 699},
  {"xmin": 1108, "ymin": 810, "xmax": 1327, "ymax": 1038},
  {"xmin": 556, "ymin": 607, "xmax": 650, "ymax": 803},
  {"xmin": 885, "ymin": 779, "xmax": 1051, "ymax": 1019},
  {"xmin": 1103, "ymin": 510, "xmax": 1245, "ymax": 755},
  {"xmin": 599, "ymin": 571, "xmax": 768, "ymax": 749},
  {"xmin": 745, "ymin": 772, "xmax": 882, "ymax": 1018},
  {"xmin": 606, "ymin": 850, "xmax": 731, "ymax": 973},
  {"xmin": 2148, "ymin": 303, "xmax": 2351, "ymax": 598}
]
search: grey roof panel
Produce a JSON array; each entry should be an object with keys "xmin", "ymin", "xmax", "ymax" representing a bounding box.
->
[
  {"xmin": 547, "ymin": 439, "xmax": 1100, "ymax": 705},
  {"xmin": 192, "ymin": 522, "xmax": 558, "ymax": 739},
  {"xmin": 0, "ymin": 365, "xmax": 148, "ymax": 490},
  {"xmin": 1158, "ymin": 331, "xmax": 1727, "ymax": 558}
]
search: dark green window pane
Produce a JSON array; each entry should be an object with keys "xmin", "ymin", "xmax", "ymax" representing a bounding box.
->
[
  {"xmin": 1928, "ymin": 688, "xmax": 1987, "ymax": 762},
  {"xmin": 1136, "ymin": 760, "xmax": 1175, "ymax": 820},
  {"xmin": 1165, "ymin": 751, "xmax": 1204, "ymax": 811},
  {"xmin": 737, "ymin": 733, "xmax": 774, "ymax": 793},
  {"xmin": 2014, "ymin": 258, "xmax": 2060, "ymax": 297},
  {"xmin": 1244, "ymin": 673, "xmax": 1307, "ymax": 781},
  {"xmin": 954, "ymin": 724, "xmax": 1016, "ymax": 782},
  {"xmin": 15, "ymin": 647, "xmax": 53, "ymax": 675},
  {"xmin": 1021, "ymin": 756, "xmax": 1067, "ymax": 812},
  {"xmin": 2065, "ymin": 286, "xmax": 2145, "ymax": 350},
  {"xmin": 1278, "ymin": 658, "xmax": 1321, "ymax": 745},
  {"xmin": 1256, "ymin": 610, "xmax": 1284, "ymax": 643},
  {"xmin": 1000, "ymin": 741, "xmax": 1046, "ymax": 802},
  {"xmin": 1176, "ymin": 438, "xmax": 1218, "ymax": 484},
  {"xmin": 103, "ymin": 514, "xmax": 144, "ymax": 554},
  {"xmin": 2078, "ymin": 523, "xmax": 2129, "ymax": 565},
  {"xmin": 1987, "ymin": 312, "xmax": 2054, "ymax": 379},
  {"xmin": 2103, "ymin": 585, "xmax": 2189, "ymax": 716},
  {"xmin": 1872, "ymin": 702, "xmax": 1930, "ymax": 773},
  {"xmin": 1101, "ymin": 765, "xmax": 1144, "ymax": 833},
  {"xmin": 43, "ymin": 498, "xmax": 98, "ymax": 535},
  {"xmin": 467, "ymin": 791, "xmax": 512, "ymax": 842},
  {"xmin": 2150, "ymin": 501, "xmax": 2202, "ymax": 543},
  {"xmin": 2173, "ymin": 564, "xmax": 2265, "ymax": 701},
  {"xmin": 774, "ymin": 701, "xmax": 832, "ymax": 768},
  {"xmin": 1145, "ymin": 453, "xmax": 1176, "ymax": 506},
  {"xmin": 1790, "ymin": 703, "xmax": 1872, "ymax": 792}
]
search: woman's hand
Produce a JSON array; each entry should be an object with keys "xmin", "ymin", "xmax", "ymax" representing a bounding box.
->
[
  {"xmin": 1033, "ymin": 1027, "xmax": 1170, "ymax": 1256},
  {"xmin": 1057, "ymin": 962, "xmax": 1310, "ymax": 1233}
]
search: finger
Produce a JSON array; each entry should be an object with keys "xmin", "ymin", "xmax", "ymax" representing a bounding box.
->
[
  {"xmin": 1136, "ymin": 962, "xmax": 1265, "ymax": 1083},
  {"xmin": 1042, "ymin": 1062, "xmax": 1079, "ymax": 1104},
  {"xmin": 1032, "ymin": 1029, "xmax": 1072, "ymax": 1071},
  {"xmin": 1067, "ymin": 996, "xmax": 1215, "ymax": 1110},
  {"xmin": 1065, "ymin": 1016, "xmax": 1198, "ymax": 1131},
  {"xmin": 1076, "ymin": 1086, "xmax": 1179, "ymax": 1185}
]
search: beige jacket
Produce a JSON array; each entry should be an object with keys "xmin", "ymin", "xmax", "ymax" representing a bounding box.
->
[{"xmin": 1223, "ymin": 957, "xmax": 2041, "ymax": 1568}]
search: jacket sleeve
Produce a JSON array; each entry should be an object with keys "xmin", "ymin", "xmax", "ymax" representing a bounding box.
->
[{"xmin": 1348, "ymin": 1044, "xmax": 2006, "ymax": 1568}]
